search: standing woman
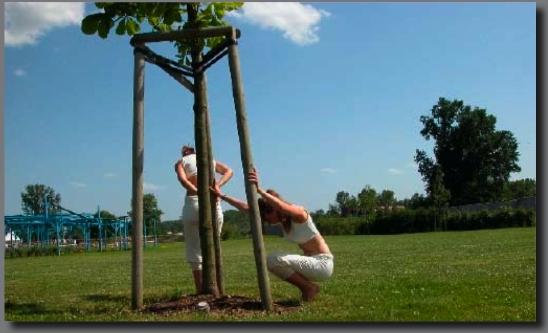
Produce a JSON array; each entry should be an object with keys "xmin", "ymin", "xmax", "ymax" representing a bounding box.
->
[
  {"xmin": 209, "ymin": 168, "xmax": 334, "ymax": 302},
  {"xmin": 174, "ymin": 145, "xmax": 233, "ymax": 293}
]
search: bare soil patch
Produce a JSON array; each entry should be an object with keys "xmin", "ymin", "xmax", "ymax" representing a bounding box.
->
[{"xmin": 146, "ymin": 294, "xmax": 303, "ymax": 317}]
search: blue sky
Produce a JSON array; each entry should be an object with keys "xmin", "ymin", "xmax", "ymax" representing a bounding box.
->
[{"xmin": 4, "ymin": 2, "xmax": 536, "ymax": 221}]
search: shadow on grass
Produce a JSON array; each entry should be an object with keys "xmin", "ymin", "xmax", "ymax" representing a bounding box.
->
[
  {"xmin": 5, "ymin": 298, "xmax": 127, "ymax": 319},
  {"xmin": 5, "ymin": 302, "xmax": 48, "ymax": 316},
  {"xmin": 84, "ymin": 294, "xmax": 130, "ymax": 303}
]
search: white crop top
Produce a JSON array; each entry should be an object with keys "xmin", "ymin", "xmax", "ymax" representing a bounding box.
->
[
  {"xmin": 282, "ymin": 211, "xmax": 320, "ymax": 244},
  {"xmin": 182, "ymin": 154, "xmax": 216, "ymax": 176}
]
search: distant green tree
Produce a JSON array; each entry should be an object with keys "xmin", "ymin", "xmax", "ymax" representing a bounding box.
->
[
  {"xmin": 431, "ymin": 167, "xmax": 451, "ymax": 231},
  {"xmin": 415, "ymin": 97, "xmax": 521, "ymax": 205},
  {"xmin": 403, "ymin": 193, "xmax": 430, "ymax": 210},
  {"xmin": 326, "ymin": 204, "xmax": 340, "ymax": 217},
  {"xmin": 357, "ymin": 185, "xmax": 377, "ymax": 217},
  {"xmin": 222, "ymin": 209, "xmax": 250, "ymax": 236},
  {"xmin": 92, "ymin": 210, "xmax": 118, "ymax": 239},
  {"xmin": 128, "ymin": 193, "xmax": 164, "ymax": 235},
  {"xmin": 310, "ymin": 209, "xmax": 326, "ymax": 220},
  {"xmin": 345, "ymin": 195, "xmax": 360, "ymax": 217},
  {"xmin": 377, "ymin": 190, "xmax": 396, "ymax": 212},
  {"xmin": 335, "ymin": 191, "xmax": 351, "ymax": 217},
  {"xmin": 503, "ymin": 178, "xmax": 536, "ymax": 200},
  {"xmin": 157, "ymin": 219, "xmax": 181, "ymax": 235},
  {"xmin": 20, "ymin": 184, "xmax": 61, "ymax": 216}
]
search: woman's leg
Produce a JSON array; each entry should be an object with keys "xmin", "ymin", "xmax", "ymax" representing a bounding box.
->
[
  {"xmin": 266, "ymin": 252, "xmax": 333, "ymax": 302},
  {"xmin": 182, "ymin": 197, "xmax": 202, "ymax": 293},
  {"xmin": 284, "ymin": 272, "xmax": 321, "ymax": 302}
]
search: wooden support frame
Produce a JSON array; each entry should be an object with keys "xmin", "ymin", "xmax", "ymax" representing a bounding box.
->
[
  {"xmin": 130, "ymin": 26, "xmax": 241, "ymax": 45},
  {"xmin": 130, "ymin": 26, "xmax": 272, "ymax": 311}
]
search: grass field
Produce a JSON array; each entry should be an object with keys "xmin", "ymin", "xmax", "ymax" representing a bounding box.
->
[{"xmin": 4, "ymin": 227, "xmax": 536, "ymax": 322}]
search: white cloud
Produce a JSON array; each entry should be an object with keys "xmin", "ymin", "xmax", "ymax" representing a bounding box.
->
[
  {"xmin": 144, "ymin": 183, "xmax": 167, "ymax": 191},
  {"xmin": 14, "ymin": 69, "xmax": 27, "ymax": 76},
  {"xmin": 5, "ymin": 2, "xmax": 86, "ymax": 47},
  {"xmin": 228, "ymin": 2, "xmax": 331, "ymax": 46},
  {"xmin": 406, "ymin": 163, "xmax": 416, "ymax": 168},
  {"xmin": 321, "ymin": 168, "xmax": 337, "ymax": 174},
  {"xmin": 70, "ymin": 181, "xmax": 87, "ymax": 188},
  {"xmin": 388, "ymin": 168, "xmax": 403, "ymax": 175},
  {"xmin": 103, "ymin": 173, "xmax": 117, "ymax": 179}
]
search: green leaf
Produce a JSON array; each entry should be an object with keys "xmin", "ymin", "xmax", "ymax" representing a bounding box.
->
[
  {"xmin": 145, "ymin": 3, "xmax": 156, "ymax": 16},
  {"xmin": 213, "ymin": 3, "xmax": 225, "ymax": 18},
  {"xmin": 148, "ymin": 16, "xmax": 159, "ymax": 27},
  {"xmin": 152, "ymin": 3, "xmax": 166, "ymax": 17},
  {"xmin": 136, "ymin": 3, "xmax": 148, "ymax": 15},
  {"xmin": 115, "ymin": 18, "xmax": 126, "ymax": 35},
  {"xmin": 97, "ymin": 18, "xmax": 112, "ymax": 39},
  {"xmin": 126, "ymin": 19, "xmax": 140, "ymax": 36},
  {"xmin": 81, "ymin": 13, "xmax": 103, "ymax": 35}
]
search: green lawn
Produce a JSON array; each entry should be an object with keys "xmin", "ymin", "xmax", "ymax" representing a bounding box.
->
[{"xmin": 4, "ymin": 227, "xmax": 536, "ymax": 321}]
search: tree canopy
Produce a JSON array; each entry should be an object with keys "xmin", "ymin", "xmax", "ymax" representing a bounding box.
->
[
  {"xmin": 81, "ymin": 2, "xmax": 244, "ymax": 64},
  {"xmin": 415, "ymin": 97, "xmax": 521, "ymax": 206},
  {"xmin": 20, "ymin": 184, "xmax": 61, "ymax": 216}
]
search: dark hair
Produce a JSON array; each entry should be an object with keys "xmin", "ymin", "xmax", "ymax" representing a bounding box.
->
[
  {"xmin": 181, "ymin": 145, "xmax": 195, "ymax": 156},
  {"xmin": 257, "ymin": 189, "xmax": 291, "ymax": 226},
  {"xmin": 257, "ymin": 197, "xmax": 273, "ymax": 221}
]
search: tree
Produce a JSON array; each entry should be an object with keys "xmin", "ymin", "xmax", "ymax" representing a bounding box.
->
[
  {"xmin": 326, "ymin": 204, "xmax": 340, "ymax": 217},
  {"xmin": 82, "ymin": 2, "xmax": 244, "ymax": 298},
  {"xmin": 357, "ymin": 185, "xmax": 377, "ymax": 217},
  {"xmin": 158, "ymin": 219, "xmax": 184, "ymax": 235},
  {"xmin": 81, "ymin": 3, "xmax": 244, "ymax": 64},
  {"xmin": 403, "ymin": 193, "xmax": 430, "ymax": 210},
  {"xmin": 345, "ymin": 195, "xmax": 360, "ymax": 217},
  {"xmin": 128, "ymin": 193, "xmax": 164, "ymax": 234},
  {"xmin": 335, "ymin": 191, "xmax": 351, "ymax": 217},
  {"xmin": 431, "ymin": 167, "xmax": 451, "ymax": 231},
  {"xmin": 222, "ymin": 209, "xmax": 250, "ymax": 236},
  {"xmin": 503, "ymin": 178, "xmax": 536, "ymax": 200},
  {"xmin": 377, "ymin": 190, "xmax": 396, "ymax": 212},
  {"xmin": 20, "ymin": 184, "xmax": 61, "ymax": 216},
  {"xmin": 310, "ymin": 209, "xmax": 326, "ymax": 220},
  {"xmin": 92, "ymin": 210, "xmax": 118, "ymax": 239},
  {"xmin": 415, "ymin": 97, "xmax": 521, "ymax": 206}
]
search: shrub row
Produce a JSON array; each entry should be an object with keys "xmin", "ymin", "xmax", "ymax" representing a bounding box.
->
[{"xmin": 314, "ymin": 208, "xmax": 536, "ymax": 236}]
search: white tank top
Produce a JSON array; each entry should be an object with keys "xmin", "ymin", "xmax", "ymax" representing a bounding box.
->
[
  {"xmin": 282, "ymin": 211, "xmax": 320, "ymax": 244},
  {"xmin": 182, "ymin": 154, "xmax": 216, "ymax": 176}
]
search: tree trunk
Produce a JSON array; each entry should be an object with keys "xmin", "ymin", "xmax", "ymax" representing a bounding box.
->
[
  {"xmin": 131, "ymin": 42, "xmax": 145, "ymax": 309},
  {"xmin": 204, "ymin": 82, "xmax": 224, "ymax": 295},
  {"xmin": 188, "ymin": 3, "xmax": 217, "ymax": 296}
]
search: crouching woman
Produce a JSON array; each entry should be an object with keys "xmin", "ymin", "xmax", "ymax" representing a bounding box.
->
[{"xmin": 210, "ymin": 168, "xmax": 334, "ymax": 302}]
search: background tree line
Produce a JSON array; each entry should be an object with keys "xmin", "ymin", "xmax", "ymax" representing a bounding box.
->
[{"xmin": 13, "ymin": 97, "xmax": 535, "ymax": 239}]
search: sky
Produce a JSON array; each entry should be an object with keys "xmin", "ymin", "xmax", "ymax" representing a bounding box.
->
[{"xmin": 4, "ymin": 2, "xmax": 537, "ymax": 221}]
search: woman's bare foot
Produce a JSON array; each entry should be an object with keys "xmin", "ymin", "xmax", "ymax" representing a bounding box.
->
[{"xmin": 301, "ymin": 284, "xmax": 320, "ymax": 302}]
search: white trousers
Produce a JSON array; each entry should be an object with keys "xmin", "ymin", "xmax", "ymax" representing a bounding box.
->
[
  {"xmin": 182, "ymin": 196, "xmax": 224, "ymax": 270},
  {"xmin": 266, "ymin": 252, "xmax": 334, "ymax": 282}
]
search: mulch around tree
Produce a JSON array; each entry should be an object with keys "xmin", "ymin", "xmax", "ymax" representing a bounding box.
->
[{"xmin": 145, "ymin": 294, "xmax": 303, "ymax": 317}]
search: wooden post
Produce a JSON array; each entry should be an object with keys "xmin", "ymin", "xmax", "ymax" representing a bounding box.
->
[
  {"xmin": 131, "ymin": 42, "xmax": 145, "ymax": 310},
  {"xmin": 204, "ymin": 93, "xmax": 224, "ymax": 295},
  {"xmin": 226, "ymin": 28, "xmax": 273, "ymax": 311},
  {"xmin": 188, "ymin": 3, "xmax": 217, "ymax": 296},
  {"xmin": 130, "ymin": 26, "xmax": 241, "ymax": 45}
]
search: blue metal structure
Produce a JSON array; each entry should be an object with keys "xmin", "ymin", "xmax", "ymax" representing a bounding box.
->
[{"xmin": 4, "ymin": 197, "xmax": 138, "ymax": 256}]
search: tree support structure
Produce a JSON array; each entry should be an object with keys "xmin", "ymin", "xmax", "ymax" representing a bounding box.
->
[{"xmin": 129, "ymin": 26, "xmax": 272, "ymax": 311}]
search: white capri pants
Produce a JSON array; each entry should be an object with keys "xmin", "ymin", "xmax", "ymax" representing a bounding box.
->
[
  {"xmin": 182, "ymin": 195, "xmax": 224, "ymax": 270},
  {"xmin": 266, "ymin": 252, "xmax": 334, "ymax": 282}
]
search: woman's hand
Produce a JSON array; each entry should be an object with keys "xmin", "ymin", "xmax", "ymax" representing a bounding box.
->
[
  {"xmin": 248, "ymin": 168, "xmax": 262, "ymax": 192},
  {"xmin": 209, "ymin": 179, "xmax": 224, "ymax": 199}
]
